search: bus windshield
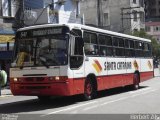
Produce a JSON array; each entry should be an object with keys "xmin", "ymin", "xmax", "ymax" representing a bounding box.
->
[{"xmin": 13, "ymin": 35, "xmax": 68, "ymax": 68}]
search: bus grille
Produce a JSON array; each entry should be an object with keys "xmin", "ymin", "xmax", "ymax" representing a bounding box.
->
[
  {"xmin": 25, "ymin": 77, "xmax": 45, "ymax": 82},
  {"xmin": 20, "ymin": 86, "xmax": 50, "ymax": 89}
]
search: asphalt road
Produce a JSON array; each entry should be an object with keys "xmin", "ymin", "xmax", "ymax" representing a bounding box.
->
[{"xmin": 0, "ymin": 76, "xmax": 160, "ymax": 120}]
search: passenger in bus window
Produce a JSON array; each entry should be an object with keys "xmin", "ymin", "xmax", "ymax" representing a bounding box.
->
[{"xmin": 85, "ymin": 44, "xmax": 97, "ymax": 55}]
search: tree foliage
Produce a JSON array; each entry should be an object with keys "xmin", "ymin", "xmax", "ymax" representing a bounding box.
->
[{"xmin": 131, "ymin": 29, "xmax": 160, "ymax": 59}]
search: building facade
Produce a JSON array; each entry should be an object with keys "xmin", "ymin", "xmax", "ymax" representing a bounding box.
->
[
  {"xmin": 80, "ymin": 0, "xmax": 145, "ymax": 34},
  {"xmin": 23, "ymin": 0, "xmax": 82, "ymax": 26},
  {"xmin": 145, "ymin": 22, "xmax": 160, "ymax": 43},
  {"xmin": 0, "ymin": 0, "xmax": 20, "ymax": 82},
  {"xmin": 145, "ymin": 0, "xmax": 160, "ymax": 22}
]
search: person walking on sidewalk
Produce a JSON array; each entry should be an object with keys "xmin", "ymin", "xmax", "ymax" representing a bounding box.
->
[{"xmin": 0, "ymin": 69, "xmax": 7, "ymax": 96}]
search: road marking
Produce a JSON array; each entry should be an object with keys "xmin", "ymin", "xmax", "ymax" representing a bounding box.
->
[
  {"xmin": 83, "ymin": 105, "xmax": 99, "ymax": 111},
  {"xmin": 83, "ymin": 88, "xmax": 159, "ymax": 111},
  {"xmin": 101, "ymin": 97, "xmax": 128, "ymax": 106},
  {"xmin": 131, "ymin": 89, "xmax": 158, "ymax": 97},
  {"xmin": 69, "ymin": 110, "xmax": 78, "ymax": 114},
  {"xmin": 41, "ymin": 100, "xmax": 98, "ymax": 117},
  {"xmin": 42, "ymin": 88, "xmax": 159, "ymax": 115}
]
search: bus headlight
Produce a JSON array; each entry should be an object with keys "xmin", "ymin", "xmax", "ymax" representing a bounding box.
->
[
  {"xmin": 14, "ymin": 78, "xmax": 18, "ymax": 82},
  {"xmin": 55, "ymin": 76, "xmax": 60, "ymax": 81}
]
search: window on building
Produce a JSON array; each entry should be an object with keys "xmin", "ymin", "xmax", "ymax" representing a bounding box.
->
[
  {"xmin": 76, "ymin": 1, "xmax": 80, "ymax": 17},
  {"xmin": 154, "ymin": 26, "xmax": 160, "ymax": 32},
  {"xmin": 103, "ymin": 13, "xmax": 109, "ymax": 26},
  {"xmin": 2, "ymin": 0, "xmax": 12, "ymax": 17},
  {"xmin": 134, "ymin": 29, "xmax": 138, "ymax": 32},
  {"xmin": 151, "ymin": 0, "xmax": 156, "ymax": 5},
  {"xmin": 139, "ymin": 0, "xmax": 144, "ymax": 7},
  {"xmin": 151, "ymin": 9, "xmax": 156, "ymax": 16},
  {"xmin": 133, "ymin": 0, "xmax": 137, "ymax": 4},
  {"xmin": 133, "ymin": 10, "xmax": 138, "ymax": 21},
  {"xmin": 140, "ymin": 12, "xmax": 144, "ymax": 23},
  {"xmin": 145, "ymin": 26, "xmax": 151, "ymax": 32}
]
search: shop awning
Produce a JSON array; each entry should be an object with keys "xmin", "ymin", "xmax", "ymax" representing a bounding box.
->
[
  {"xmin": 0, "ymin": 28, "xmax": 15, "ymax": 43},
  {"xmin": 0, "ymin": 35, "xmax": 15, "ymax": 43}
]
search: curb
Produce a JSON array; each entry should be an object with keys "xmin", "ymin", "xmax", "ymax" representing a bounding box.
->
[{"xmin": 0, "ymin": 95, "xmax": 13, "ymax": 98}]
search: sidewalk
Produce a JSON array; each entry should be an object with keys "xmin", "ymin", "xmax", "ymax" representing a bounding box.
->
[
  {"xmin": 0, "ymin": 87, "xmax": 12, "ymax": 97},
  {"xmin": 154, "ymin": 68, "xmax": 160, "ymax": 77}
]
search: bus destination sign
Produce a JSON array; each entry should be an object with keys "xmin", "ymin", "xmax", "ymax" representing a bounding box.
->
[
  {"xmin": 33, "ymin": 28, "xmax": 62, "ymax": 36},
  {"xmin": 17, "ymin": 27, "xmax": 67, "ymax": 38}
]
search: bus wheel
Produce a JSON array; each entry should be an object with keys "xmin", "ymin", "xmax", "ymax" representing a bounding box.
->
[
  {"xmin": 38, "ymin": 96, "xmax": 51, "ymax": 102},
  {"xmin": 133, "ymin": 73, "xmax": 140, "ymax": 90},
  {"xmin": 84, "ymin": 78, "xmax": 96, "ymax": 100}
]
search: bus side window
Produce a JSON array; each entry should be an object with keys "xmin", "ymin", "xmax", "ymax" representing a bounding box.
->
[
  {"xmin": 135, "ymin": 41, "xmax": 144, "ymax": 57},
  {"xmin": 144, "ymin": 42, "xmax": 152, "ymax": 57},
  {"xmin": 125, "ymin": 39, "xmax": 135, "ymax": 57},
  {"xmin": 148, "ymin": 43, "xmax": 152, "ymax": 57},
  {"xmin": 99, "ymin": 34, "xmax": 113, "ymax": 56},
  {"xmin": 84, "ymin": 32, "xmax": 98, "ymax": 56},
  {"xmin": 113, "ymin": 37, "xmax": 125, "ymax": 57}
]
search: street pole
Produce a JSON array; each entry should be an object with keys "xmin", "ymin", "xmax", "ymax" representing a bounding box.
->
[
  {"xmin": 97, "ymin": 0, "xmax": 101, "ymax": 27},
  {"xmin": 20, "ymin": 0, "xmax": 25, "ymax": 27},
  {"xmin": 52, "ymin": 0, "xmax": 54, "ymax": 10},
  {"xmin": 121, "ymin": 8, "xmax": 124, "ymax": 33}
]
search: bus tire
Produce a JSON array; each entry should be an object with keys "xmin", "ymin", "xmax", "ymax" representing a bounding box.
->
[
  {"xmin": 84, "ymin": 77, "xmax": 97, "ymax": 100},
  {"xmin": 132, "ymin": 73, "xmax": 140, "ymax": 90}
]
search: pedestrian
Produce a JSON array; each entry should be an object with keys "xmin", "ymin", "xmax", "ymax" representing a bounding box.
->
[{"xmin": 0, "ymin": 69, "xmax": 7, "ymax": 96}]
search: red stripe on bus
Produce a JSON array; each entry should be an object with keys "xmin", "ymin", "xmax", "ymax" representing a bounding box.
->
[{"xmin": 95, "ymin": 60, "xmax": 102, "ymax": 71}]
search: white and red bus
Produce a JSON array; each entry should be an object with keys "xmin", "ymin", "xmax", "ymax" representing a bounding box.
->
[{"xmin": 10, "ymin": 24, "xmax": 153, "ymax": 100}]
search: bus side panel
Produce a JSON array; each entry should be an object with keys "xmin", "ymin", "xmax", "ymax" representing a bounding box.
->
[
  {"xmin": 140, "ymin": 58, "xmax": 154, "ymax": 82},
  {"xmin": 140, "ymin": 71, "xmax": 154, "ymax": 82},
  {"xmin": 103, "ymin": 74, "xmax": 124, "ymax": 89},
  {"xmin": 123, "ymin": 73, "xmax": 134, "ymax": 86},
  {"xmin": 97, "ymin": 76, "xmax": 105, "ymax": 91},
  {"xmin": 72, "ymin": 78, "xmax": 85, "ymax": 95},
  {"xmin": 105, "ymin": 58, "xmax": 126, "ymax": 88},
  {"xmin": 125, "ymin": 58, "xmax": 137, "ymax": 86}
]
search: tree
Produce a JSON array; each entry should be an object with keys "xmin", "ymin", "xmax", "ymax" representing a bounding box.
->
[{"xmin": 131, "ymin": 29, "xmax": 160, "ymax": 59}]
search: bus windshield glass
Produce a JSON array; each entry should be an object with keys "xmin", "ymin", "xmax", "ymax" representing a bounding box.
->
[{"xmin": 13, "ymin": 27, "xmax": 69, "ymax": 67}]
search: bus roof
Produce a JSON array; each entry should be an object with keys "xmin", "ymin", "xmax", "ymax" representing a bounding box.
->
[{"xmin": 18, "ymin": 23, "xmax": 151, "ymax": 42}]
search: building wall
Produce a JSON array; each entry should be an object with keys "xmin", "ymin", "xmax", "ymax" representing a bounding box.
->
[
  {"xmin": 109, "ymin": 0, "xmax": 130, "ymax": 33},
  {"xmin": 145, "ymin": 0, "xmax": 160, "ymax": 20},
  {"xmin": 24, "ymin": 0, "xmax": 82, "ymax": 26},
  {"xmin": 130, "ymin": 0, "xmax": 145, "ymax": 32},
  {"xmin": 0, "ymin": 0, "xmax": 20, "ymax": 83},
  {"xmin": 80, "ymin": 0, "xmax": 98, "ymax": 26},
  {"xmin": 80, "ymin": 0, "xmax": 145, "ymax": 34},
  {"xmin": 146, "ymin": 22, "xmax": 160, "ymax": 43}
]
